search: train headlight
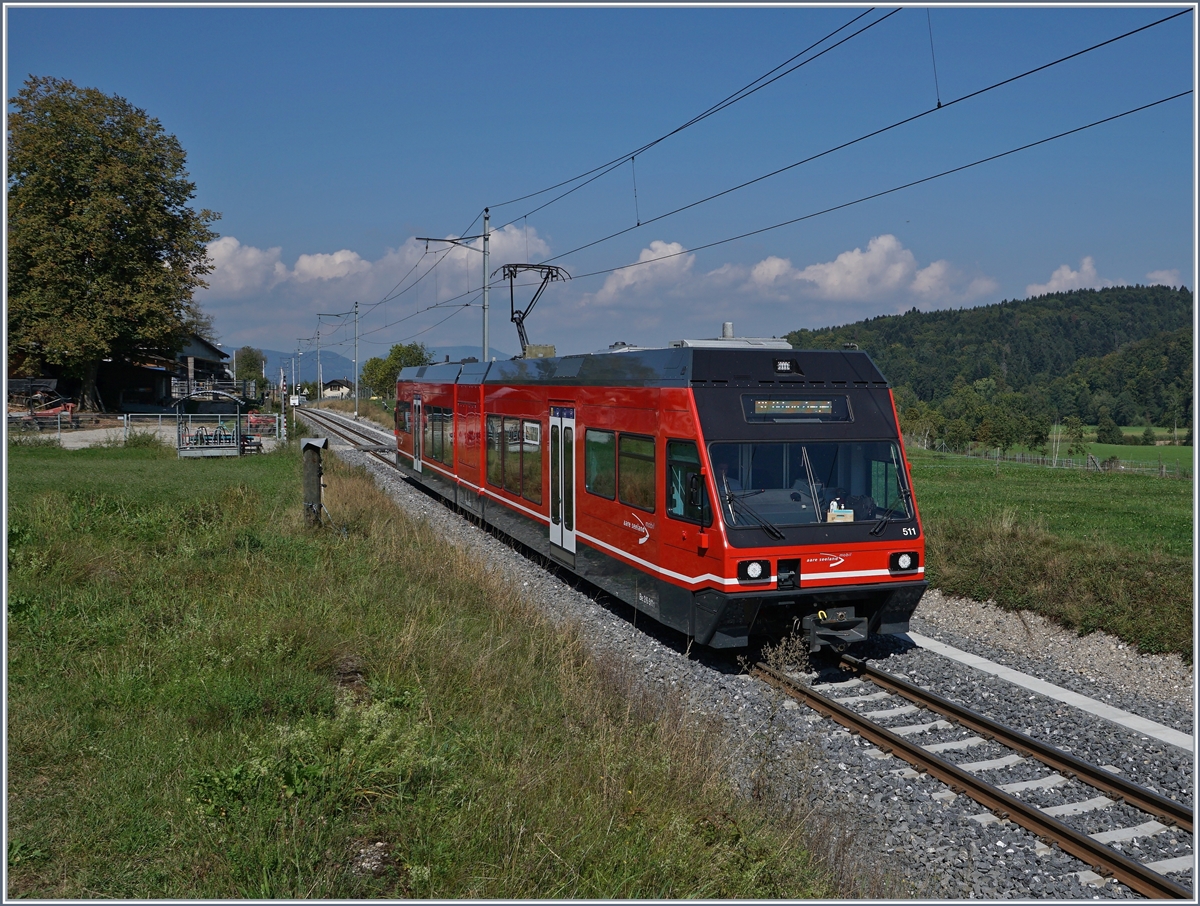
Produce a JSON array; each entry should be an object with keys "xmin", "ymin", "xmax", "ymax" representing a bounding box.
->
[
  {"xmin": 738, "ymin": 560, "xmax": 771, "ymax": 583},
  {"xmin": 897, "ymin": 553, "xmax": 912, "ymax": 570},
  {"xmin": 889, "ymin": 551, "xmax": 919, "ymax": 573}
]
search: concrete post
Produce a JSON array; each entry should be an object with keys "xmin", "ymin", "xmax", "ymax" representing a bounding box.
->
[{"xmin": 301, "ymin": 438, "xmax": 329, "ymax": 527}]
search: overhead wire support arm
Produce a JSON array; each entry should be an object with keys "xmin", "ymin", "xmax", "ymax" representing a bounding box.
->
[
  {"xmin": 492, "ymin": 263, "xmax": 570, "ymax": 357},
  {"xmin": 417, "ymin": 207, "xmax": 491, "ymax": 362}
]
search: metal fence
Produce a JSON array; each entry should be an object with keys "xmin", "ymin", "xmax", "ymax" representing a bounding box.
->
[
  {"xmin": 7, "ymin": 411, "xmax": 284, "ymax": 443},
  {"xmin": 905, "ymin": 435, "xmax": 1192, "ymax": 480}
]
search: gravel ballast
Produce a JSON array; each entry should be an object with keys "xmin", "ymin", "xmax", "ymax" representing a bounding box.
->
[{"xmin": 314, "ymin": 413, "xmax": 1194, "ymax": 899}]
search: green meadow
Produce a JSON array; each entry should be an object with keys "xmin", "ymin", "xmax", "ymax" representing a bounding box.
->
[
  {"xmin": 6, "ymin": 439, "xmax": 847, "ymax": 899},
  {"xmin": 909, "ymin": 448, "xmax": 1193, "ymax": 659}
]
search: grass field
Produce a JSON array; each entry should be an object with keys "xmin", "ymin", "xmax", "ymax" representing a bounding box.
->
[
  {"xmin": 909, "ymin": 448, "xmax": 1193, "ymax": 659},
  {"xmin": 1081, "ymin": 441, "xmax": 1193, "ymax": 470},
  {"xmin": 6, "ymin": 439, "xmax": 847, "ymax": 899}
]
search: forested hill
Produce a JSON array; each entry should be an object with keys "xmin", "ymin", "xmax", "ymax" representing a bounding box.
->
[{"xmin": 785, "ymin": 285, "xmax": 1192, "ymax": 407}]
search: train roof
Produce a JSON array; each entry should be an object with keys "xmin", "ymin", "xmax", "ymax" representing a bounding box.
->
[{"xmin": 399, "ymin": 346, "xmax": 890, "ymax": 389}]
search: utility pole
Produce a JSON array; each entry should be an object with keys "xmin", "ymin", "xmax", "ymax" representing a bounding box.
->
[
  {"xmin": 354, "ymin": 300, "xmax": 360, "ymax": 419},
  {"xmin": 417, "ymin": 207, "xmax": 492, "ymax": 363},
  {"xmin": 316, "ymin": 326, "xmax": 321, "ymax": 409},
  {"xmin": 482, "ymin": 208, "xmax": 490, "ymax": 362}
]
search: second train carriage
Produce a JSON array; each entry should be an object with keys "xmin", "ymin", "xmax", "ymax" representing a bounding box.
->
[{"xmin": 395, "ymin": 337, "xmax": 926, "ymax": 651}]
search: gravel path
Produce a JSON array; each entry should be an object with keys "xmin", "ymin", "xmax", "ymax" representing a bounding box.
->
[{"xmin": 316, "ymin": 413, "xmax": 1194, "ymax": 899}]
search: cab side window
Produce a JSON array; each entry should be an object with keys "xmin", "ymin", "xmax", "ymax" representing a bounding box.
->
[
  {"xmin": 618, "ymin": 434, "xmax": 655, "ymax": 512},
  {"xmin": 667, "ymin": 440, "xmax": 711, "ymax": 525}
]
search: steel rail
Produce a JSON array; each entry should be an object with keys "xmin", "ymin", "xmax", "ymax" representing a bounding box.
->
[
  {"xmin": 753, "ymin": 663, "xmax": 1193, "ymax": 900},
  {"xmin": 300, "ymin": 410, "xmax": 397, "ymax": 455},
  {"xmin": 841, "ymin": 654, "xmax": 1194, "ymax": 834}
]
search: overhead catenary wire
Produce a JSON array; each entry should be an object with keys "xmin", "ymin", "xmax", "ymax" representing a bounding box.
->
[
  {"xmin": 355, "ymin": 13, "xmax": 888, "ymax": 344},
  {"xmin": 559, "ymin": 90, "xmax": 1192, "ymax": 286},
  {"xmin": 926, "ymin": 8, "xmax": 942, "ymax": 108},
  {"xmin": 489, "ymin": 8, "xmax": 902, "ymax": 229},
  {"xmin": 350, "ymin": 8, "xmax": 1189, "ymax": 355},
  {"xmin": 544, "ymin": 7, "xmax": 1191, "ymax": 266}
]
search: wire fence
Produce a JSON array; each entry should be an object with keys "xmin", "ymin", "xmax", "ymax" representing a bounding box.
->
[
  {"xmin": 7, "ymin": 412, "xmax": 284, "ymax": 444},
  {"xmin": 905, "ymin": 435, "xmax": 1192, "ymax": 480}
]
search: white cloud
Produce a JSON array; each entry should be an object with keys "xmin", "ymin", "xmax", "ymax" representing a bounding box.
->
[
  {"xmin": 794, "ymin": 235, "xmax": 917, "ymax": 299},
  {"xmin": 592, "ymin": 240, "xmax": 694, "ymax": 304},
  {"xmin": 1025, "ymin": 256, "xmax": 1117, "ymax": 297},
  {"xmin": 719, "ymin": 235, "xmax": 994, "ymax": 307},
  {"xmin": 292, "ymin": 249, "xmax": 370, "ymax": 282},
  {"xmin": 1146, "ymin": 268, "xmax": 1182, "ymax": 287},
  {"xmin": 749, "ymin": 256, "xmax": 795, "ymax": 288},
  {"xmin": 204, "ymin": 236, "xmax": 287, "ymax": 296}
]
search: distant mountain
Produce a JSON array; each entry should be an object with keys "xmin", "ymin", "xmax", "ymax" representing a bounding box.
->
[
  {"xmin": 259, "ymin": 349, "xmax": 356, "ymax": 385},
  {"xmin": 786, "ymin": 285, "xmax": 1193, "ymax": 407},
  {"xmin": 255, "ymin": 345, "xmax": 518, "ymax": 386},
  {"xmin": 426, "ymin": 344, "xmax": 517, "ymax": 364}
]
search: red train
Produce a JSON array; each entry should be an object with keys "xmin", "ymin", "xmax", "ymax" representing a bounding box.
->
[{"xmin": 395, "ymin": 337, "xmax": 926, "ymax": 651}]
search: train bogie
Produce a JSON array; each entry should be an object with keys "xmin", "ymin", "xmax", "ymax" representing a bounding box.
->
[{"xmin": 395, "ymin": 342, "xmax": 926, "ymax": 652}]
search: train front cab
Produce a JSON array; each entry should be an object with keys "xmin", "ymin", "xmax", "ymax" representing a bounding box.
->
[{"xmin": 678, "ymin": 359, "xmax": 927, "ymax": 651}]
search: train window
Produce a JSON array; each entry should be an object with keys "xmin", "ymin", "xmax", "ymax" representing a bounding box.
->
[
  {"xmin": 618, "ymin": 434, "xmax": 656, "ymax": 512},
  {"xmin": 667, "ymin": 440, "xmax": 711, "ymax": 526},
  {"xmin": 522, "ymin": 419, "xmax": 542, "ymax": 505},
  {"xmin": 485, "ymin": 416, "xmax": 542, "ymax": 502},
  {"xmin": 424, "ymin": 406, "xmax": 452, "ymax": 465},
  {"xmin": 563, "ymin": 427, "xmax": 574, "ymax": 531},
  {"xmin": 551, "ymin": 425, "xmax": 560, "ymax": 523},
  {"xmin": 396, "ymin": 400, "xmax": 411, "ymax": 434},
  {"xmin": 585, "ymin": 429, "xmax": 616, "ymax": 500},
  {"xmin": 741, "ymin": 395, "xmax": 851, "ymax": 423},
  {"xmin": 503, "ymin": 417, "xmax": 522, "ymax": 495},
  {"xmin": 709, "ymin": 441, "xmax": 912, "ymax": 529},
  {"xmin": 486, "ymin": 415, "xmax": 503, "ymax": 487}
]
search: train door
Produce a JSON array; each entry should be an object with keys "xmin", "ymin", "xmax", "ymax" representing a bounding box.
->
[
  {"xmin": 412, "ymin": 395, "xmax": 423, "ymax": 473},
  {"xmin": 549, "ymin": 405, "xmax": 576, "ymax": 561}
]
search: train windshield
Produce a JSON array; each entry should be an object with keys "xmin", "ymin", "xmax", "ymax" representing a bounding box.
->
[{"xmin": 708, "ymin": 441, "xmax": 912, "ymax": 528}]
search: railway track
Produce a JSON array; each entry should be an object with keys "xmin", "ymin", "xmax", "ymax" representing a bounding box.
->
[
  {"xmin": 298, "ymin": 407, "xmax": 399, "ymax": 458},
  {"xmin": 300, "ymin": 406, "xmax": 1194, "ymax": 897},
  {"xmin": 753, "ymin": 661, "xmax": 1193, "ymax": 898}
]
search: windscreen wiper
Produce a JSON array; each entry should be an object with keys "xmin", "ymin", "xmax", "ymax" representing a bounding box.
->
[
  {"xmin": 871, "ymin": 446, "xmax": 912, "ymax": 536},
  {"xmin": 869, "ymin": 502, "xmax": 905, "ymax": 536},
  {"xmin": 725, "ymin": 490, "xmax": 786, "ymax": 540}
]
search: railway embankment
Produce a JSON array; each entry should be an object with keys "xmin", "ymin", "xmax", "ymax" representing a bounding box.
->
[{"xmin": 312, "ymin": 409, "xmax": 1193, "ymax": 898}]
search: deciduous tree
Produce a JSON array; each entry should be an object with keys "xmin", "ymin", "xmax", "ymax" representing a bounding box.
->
[
  {"xmin": 361, "ymin": 343, "xmax": 432, "ymax": 399},
  {"xmin": 234, "ymin": 346, "xmax": 268, "ymax": 396},
  {"xmin": 7, "ymin": 76, "xmax": 220, "ymax": 409}
]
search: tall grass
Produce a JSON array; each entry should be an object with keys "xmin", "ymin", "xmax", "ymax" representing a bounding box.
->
[{"xmin": 7, "ymin": 442, "xmax": 854, "ymax": 898}]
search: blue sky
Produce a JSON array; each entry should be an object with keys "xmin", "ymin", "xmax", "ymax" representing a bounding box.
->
[{"xmin": 6, "ymin": 5, "xmax": 1196, "ymax": 367}]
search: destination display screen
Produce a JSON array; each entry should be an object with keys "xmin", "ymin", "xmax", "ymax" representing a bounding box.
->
[
  {"xmin": 754, "ymin": 399, "xmax": 832, "ymax": 417},
  {"xmin": 742, "ymin": 395, "xmax": 851, "ymax": 423}
]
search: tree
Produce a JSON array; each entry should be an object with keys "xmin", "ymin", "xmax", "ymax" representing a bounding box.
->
[
  {"xmin": 7, "ymin": 76, "xmax": 220, "ymax": 409},
  {"xmin": 234, "ymin": 346, "xmax": 268, "ymax": 396},
  {"xmin": 1095, "ymin": 413, "xmax": 1123, "ymax": 445},
  {"xmin": 1063, "ymin": 416, "xmax": 1088, "ymax": 456},
  {"xmin": 361, "ymin": 343, "xmax": 433, "ymax": 399}
]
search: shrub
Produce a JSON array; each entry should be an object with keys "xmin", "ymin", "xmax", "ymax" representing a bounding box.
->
[{"xmin": 1095, "ymin": 415, "xmax": 1123, "ymax": 445}]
